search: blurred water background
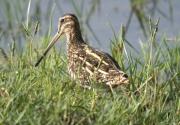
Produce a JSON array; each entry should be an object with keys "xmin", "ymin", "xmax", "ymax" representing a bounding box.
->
[{"xmin": 0, "ymin": 0, "xmax": 179, "ymax": 54}]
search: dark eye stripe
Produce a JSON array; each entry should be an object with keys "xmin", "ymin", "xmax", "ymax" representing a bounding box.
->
[{"xmin": 61, "ymin": 19, "xmax": 64, "ymax": 23}]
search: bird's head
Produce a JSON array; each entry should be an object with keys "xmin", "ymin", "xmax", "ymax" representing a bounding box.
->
[
  {"xmin": 58, "ymin": 13, "xmax": 80, "ymax": 36},
  {"xmin": 35, "ymin": 13, "xmax": 81, "ymax": 67}
]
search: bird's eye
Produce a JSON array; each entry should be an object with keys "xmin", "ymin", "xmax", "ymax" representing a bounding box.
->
[{"xmin": 61, "ymin": 19, "xmax": 64, "ymax": 23}]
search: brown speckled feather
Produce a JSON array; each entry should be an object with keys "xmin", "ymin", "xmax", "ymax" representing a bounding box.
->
[{"xmin": 35, "ymin": 13, "xmax": 129, "ymax": 88}]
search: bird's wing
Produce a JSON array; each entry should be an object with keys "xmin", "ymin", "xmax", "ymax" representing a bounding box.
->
[
  {"xmin": 84, "ymin": 46, "xmax": 122, "ymax": 70},
  {"xmin": 73, "ymin": 45, "xmax": 128, "ymax": 84}
]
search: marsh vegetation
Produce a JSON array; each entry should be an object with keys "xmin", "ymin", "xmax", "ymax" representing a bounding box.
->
[{"xmin": 0, "ymin": 0, "xmax": 179, "ymax": 124}]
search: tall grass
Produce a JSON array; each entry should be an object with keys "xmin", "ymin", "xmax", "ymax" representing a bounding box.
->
[{"xmin": 0, "ymin": 0, "xmax": 179, "ymax": 124}]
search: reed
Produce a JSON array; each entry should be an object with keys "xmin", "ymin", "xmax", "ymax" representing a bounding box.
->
[{"xmin": 0, "ymin": 0, "xmax": 179, "ymax": 124}]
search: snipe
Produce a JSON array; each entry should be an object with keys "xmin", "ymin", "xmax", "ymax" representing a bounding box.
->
[{"xmin": 35, "ymin": 13, "xmax": 129, "ymax": 88}]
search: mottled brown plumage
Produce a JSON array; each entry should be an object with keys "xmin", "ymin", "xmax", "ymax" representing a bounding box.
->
[{"xmin": 35, "ymin": 13, "xmax": 129, "ymax": 88}]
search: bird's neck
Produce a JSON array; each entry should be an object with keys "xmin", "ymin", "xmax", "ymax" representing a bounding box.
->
[
  {"xmin": 66, "ymin": 29, "xmax": 85, "ymax": 47},
  {"xmin": 68, "ymin": 27, "xmax": 83, "ymax": 39},
  {"xmin": 66, "ymin": 29, "xmax": 86, "ymax": 58}
]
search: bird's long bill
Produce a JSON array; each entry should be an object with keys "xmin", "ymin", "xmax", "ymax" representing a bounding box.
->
[{"xmin": 35, "ymin": 32, "xmax": 60, "ymax": 67}]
